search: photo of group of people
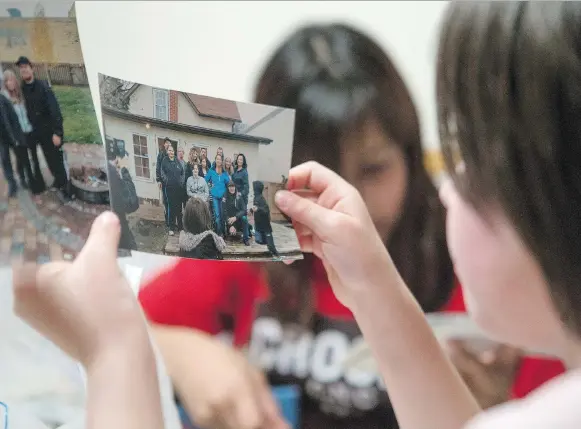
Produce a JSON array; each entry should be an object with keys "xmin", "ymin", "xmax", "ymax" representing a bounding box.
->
[
  {"xmin": 100, "ymin": 74, "xmax": 302, "ymax": 262},
  {"xmin": 0, "ymin": 2, "xmax": 105, "ymax": 267},
  {"xmin": 1, "ymin": 56, "xmax": 70, "ymax": 199}
]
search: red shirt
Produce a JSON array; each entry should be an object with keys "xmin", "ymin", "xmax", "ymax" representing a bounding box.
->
[{"xmin": 139, "ymin": 258, "xmax": 565, "ymax": 403}]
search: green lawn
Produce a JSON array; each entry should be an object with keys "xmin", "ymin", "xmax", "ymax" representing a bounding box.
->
[{"xmin": 53, "ymin": 85, "xmax": 102, "ymax": 145}]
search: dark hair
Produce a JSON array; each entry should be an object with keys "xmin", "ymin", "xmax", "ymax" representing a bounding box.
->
[
  {"xmin": 236, "ymin": 153, "xmax": 248, "ymax": 169},
  {"xmin": 215, "ymin": 153, "xmax": 223, "ymax": 162},
  {"xmin": 164, "ymin": 137, "xmax": 171, "ymax": 143},
  {"xmin": 183, "ymin": 198, "xmax": 213, "ymax": 235},
  {"xmin": 256, "ymin": 24, "xmax": 454, "ymax": 323},
  {"xmin": 437, "ymin": 2, "xmax": 581, "ymax": 334},
  {"xmin": 201, "ymin": 158, "xmax": 208, "ymax": 168}
]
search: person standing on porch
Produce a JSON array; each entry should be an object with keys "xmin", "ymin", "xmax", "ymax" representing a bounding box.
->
[
  {"xmin": 156, "ymin": 137, "xmax": 171, "ymax": 220},
  {"xmin": 205, "ymin": 153, "xmax": 230, "ymax": 236},
  {"xmin": 161, "ymin": 145, "xmax": 185, "ymax": 236},
  {"xmin": 17, "ymin": 56, "xmax": 69, "ymax": 200}
]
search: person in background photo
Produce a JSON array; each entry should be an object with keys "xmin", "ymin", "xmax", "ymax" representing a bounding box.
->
[
  {"xmin": 1, "ymin": 69, "xmax": 34, "ymax": 192},
  {"xmin": 160, "ymin": 145, "xmax": 185, "ymax": 236},
  {"xmin": 205, "ymin": 153, "xmax": 230, "ymax": 236},
  {"xmin": 179, "ymin": 197, "xmax": 226, "ymax": 260},
  {"xmin": 198, "ymin": 157, "xmax": 210, "ymax": 178},
  {"xmin": 199, "ymin": 147, "xmax": 209, "ymax": 171},
  {"xmin": 177, "ymin": 146, "xmax": 188, "ymax": 210},
  {"xmin": 17, "ymin": 56, "xmax": 69, "ymax": 200},
  {"xmin": 186, "ymin": 163, "xmax": 209, "ymax": 203},
  {"xmin": 211, "ymin": 147, "xmax": 224, "ymax": 169},
  {"xmin": 156, "ymin": 137, "xmax": 171, "ymax": 219},
  {"xmin": 222, "ymin": 180, "xmax": 250, "ymax": 246},
  {"xmin": 0, "ymin": 87, "xmax": 25, "ymax": 198},
  {"xmin": 223, "ymin": 156, "xmax": 234, "ymax": 176},
  {"xmin": 139, "ymin": 23, "xmax": 565, "ymax": 429},
  {"xmin": 232, "ymin": 153, "xmax": 252, "ymax": 237},
  {"xmin": 184, "ymin": 147, "xmax": 199, "ymax": 183},
  {"xmin": 105, "ymin": 138, "xmax": 138, "ymax": 251},
  {"xmin": 251, "ymin": 180, "xmax": 279, "ymax": 257}
]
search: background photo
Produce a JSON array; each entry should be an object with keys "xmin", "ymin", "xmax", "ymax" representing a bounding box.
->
[
  {"xmin": 0, "ymin": 0, "xmax": 105, "ymax": 267},
  {"xmin": 99, "ymin": 73, "xmax": 302, "ymax": 262}
]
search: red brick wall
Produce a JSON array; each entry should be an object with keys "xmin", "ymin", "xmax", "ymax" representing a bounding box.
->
[{"xmin": 169, "ymin": 90, "xmax": 178, "ymax": 122}]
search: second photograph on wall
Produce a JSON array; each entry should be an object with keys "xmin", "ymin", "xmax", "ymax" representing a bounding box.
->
[{"xmin": 98, "ymin": 73, "xmax": 302, "ymax": 262}]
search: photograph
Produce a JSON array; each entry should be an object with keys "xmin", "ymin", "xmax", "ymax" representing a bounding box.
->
[
  {"xmin": 99, "ymin": 73, "xmax": 302, "ymax": 262},
  {"xmin": 0, "ymin": 1, "xmax": 107, "ymax": 268}
]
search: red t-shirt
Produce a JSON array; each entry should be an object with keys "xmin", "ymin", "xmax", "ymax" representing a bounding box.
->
[{"xmin": 139, "ymin": 258, "xmax": 565, "ymax": 427}]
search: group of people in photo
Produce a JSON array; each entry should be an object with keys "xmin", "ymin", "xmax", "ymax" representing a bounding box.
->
[
  {"xmin": 0, "ymin": 56, "xmax": 71, "ymax": 201},
  {"xmin": 155, "ymin": 138, "xmax": 279, "ymax": 259}
]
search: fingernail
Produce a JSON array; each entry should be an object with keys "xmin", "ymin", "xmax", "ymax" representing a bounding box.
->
[
  {"xmin": 275, "ymin": 190, "xmax": 290, "ymax": 209},
  {"xmin": 99, "ymin": 211, "xmax": 119, "ymax": 227}
]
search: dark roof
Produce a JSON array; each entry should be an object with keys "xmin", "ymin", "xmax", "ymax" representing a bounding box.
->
[
  {"xmin": 102, "ymin": 107, "xmax": 272, "ymax": 145},
  {"xmin": 183, "ymin": 93, "xmax": 241, "ymax": 122}
]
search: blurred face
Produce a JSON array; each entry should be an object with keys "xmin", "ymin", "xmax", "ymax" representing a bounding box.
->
[
  {"xmin": 215, "ymin": 155, "xmax": 223, "ymax": 168},
  {"xmin": 201, "ymin": 158, "xmax": 207, "ymax": 168},
  {"xmin": 167, "ymin": 146, "xmax": 175, "ymax": 159},
  {"xmin": 18, "ymin": 64, "xmax": 33, "ymax": 82},
  {"xmin": 201, "ymin": 148, "xmax": 207, "ymax": 158},
  {"xmin": 228, "ymin": 184, "xmax": 236, "ymax": 194},
  {"xmin": 237, "ymin": 155, "xmax": 244, "ymax": 168},
  {"xmin": 164, "ymin": 140, "xmax": 171, "ymax": 151},
  {"xmin": 339, "ymin": 118, "xmax": 408, "ymax": 242},
  {"xmin": 193, "ymin": 164, "xmax": 199, "ymax": 175},
  {"xmin": 217, "ymin": 148, "xmax": 223, "ymax": 156},
  {"xmin": 439, "ymin": 181, "xmax": 569, "ymax": 356},
  {"xmin": 4, "ymin": 74, "xmax": 17, "ymax": 92},
  {"xmin": 178, "ymin": 149, "xmax": 184, "ymax": 160},
  {"xmin": 225, "ymin": 157, "xmax": 232, "ymax": 169}
]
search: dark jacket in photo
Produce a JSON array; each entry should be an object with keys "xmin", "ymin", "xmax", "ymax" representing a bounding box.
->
[
  {"xmin": 156, "ymin": 150, "xmax": 167, "ymax": 184},
  {"xmin": 161, "ymin": 156, "xmax": 185, "ymax": 188},
  {"xmin": 222, "ymin": 191, "xmax": 247, "ymax": 229},
  {"xmin": 178, "ymin": 230, "xmax": 226, "ymax": 260},
  {"xmin": 21, "ymin": 79, "xmax": 63, "ymax": 138},
  {"xmin": 0, "ymin": 93, "xmax": 24, "ymax": 148},
  {"xmin": 106, "ymin": 161, "xmax": 138, "ymax": 250},
  {"xmin": 253, "ymin": 180, "xmax": 272, "ymax": 233},
  {"xmin": 232, "ymin": 167, "xmax": 249, "ymax": 203}
]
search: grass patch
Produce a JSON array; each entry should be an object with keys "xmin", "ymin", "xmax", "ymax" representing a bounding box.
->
[{"xmin": 53, "ymin": 85, "xmax": 101, "ymax": 144}]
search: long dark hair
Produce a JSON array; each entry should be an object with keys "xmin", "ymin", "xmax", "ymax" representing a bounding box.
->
[
  {"xmin": 438, "ymin": 2, "xmax": 581, "ymax": 334},
  {"xmin": 236, "ymin": 153, "xmax": 248, "ymax": 170},
  {"xmin": 183, "ymin": 198, "xmax": 213, "ymax": 235},
  {"xmin": 256, "ymin": 24, "xmax": 454, "ymax": 324}
]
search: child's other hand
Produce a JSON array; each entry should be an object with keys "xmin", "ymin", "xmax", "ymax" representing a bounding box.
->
[
  {"xmin": 274, "ymin": 161, "xmax": 391, "ymax": 310},
  {"xmin": 12, "ymin": 211, "xmax": 147, "ymax": 367}
]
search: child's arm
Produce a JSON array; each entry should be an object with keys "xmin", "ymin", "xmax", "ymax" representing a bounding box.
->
[{"xmin": 85, "ymin": 326, "xmax": 160, "ymax": 429}]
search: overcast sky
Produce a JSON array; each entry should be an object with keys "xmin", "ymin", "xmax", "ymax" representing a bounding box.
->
[{"xmin": 0, "ymin": 1, "xmax": 74, "ymax": 17}]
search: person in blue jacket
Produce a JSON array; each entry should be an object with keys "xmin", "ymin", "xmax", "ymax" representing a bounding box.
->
[{"xmin": 205, "ymin": 153, "xmax": 230, "ymax": 236}]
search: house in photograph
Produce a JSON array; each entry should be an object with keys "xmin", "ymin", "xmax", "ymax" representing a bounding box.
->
[{"xmin": 101, "ymin": 82, "xmax": 294, "ymax": 220}]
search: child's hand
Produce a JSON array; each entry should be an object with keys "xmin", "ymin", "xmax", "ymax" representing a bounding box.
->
[
  {"xmin": 12, "ymin": 211, "xmax": 148, "ymax": 367},
  {"xmin": 274, "ymin": 161, "xmax": 391, "ymax": 310}
]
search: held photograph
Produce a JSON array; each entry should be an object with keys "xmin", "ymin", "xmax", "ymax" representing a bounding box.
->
[
  {"xmin": 99, "ymin": 73, "xmax": 302, "ymax": 262},
  {"xmin": 0, "ymin": 1, "xmax": 107, "ymax": 267}
]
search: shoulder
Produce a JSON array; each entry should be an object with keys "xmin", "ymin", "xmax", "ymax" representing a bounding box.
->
[{"xmin": 466, "ymin": 370, "xmax": 581, "ymax": 429}]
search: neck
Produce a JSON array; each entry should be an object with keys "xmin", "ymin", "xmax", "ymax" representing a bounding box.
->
[{"xmin": 216, "ymin": 167, "xmax": 222, "ymax": 173}]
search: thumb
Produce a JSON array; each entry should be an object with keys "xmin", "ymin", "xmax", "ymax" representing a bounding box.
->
[
  {"xmin": 275, "ymin": 190, "xmax": 342, "ymax": 242},
  {"xmin": 77, "ymin": 211, "xmax": 121, "ymax": 266}
]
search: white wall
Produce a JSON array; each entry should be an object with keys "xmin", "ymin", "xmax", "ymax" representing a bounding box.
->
[
  {"xmin": 128, "ymin": 85, "xmax": 154, "ymax": 118},
  {"xmin": 236, "ymin": 102, "xmax": 295, "ymax": 184},
  {"xmin": 76, "ymin": 1, "xmax": 449, "ymax": 151}
]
